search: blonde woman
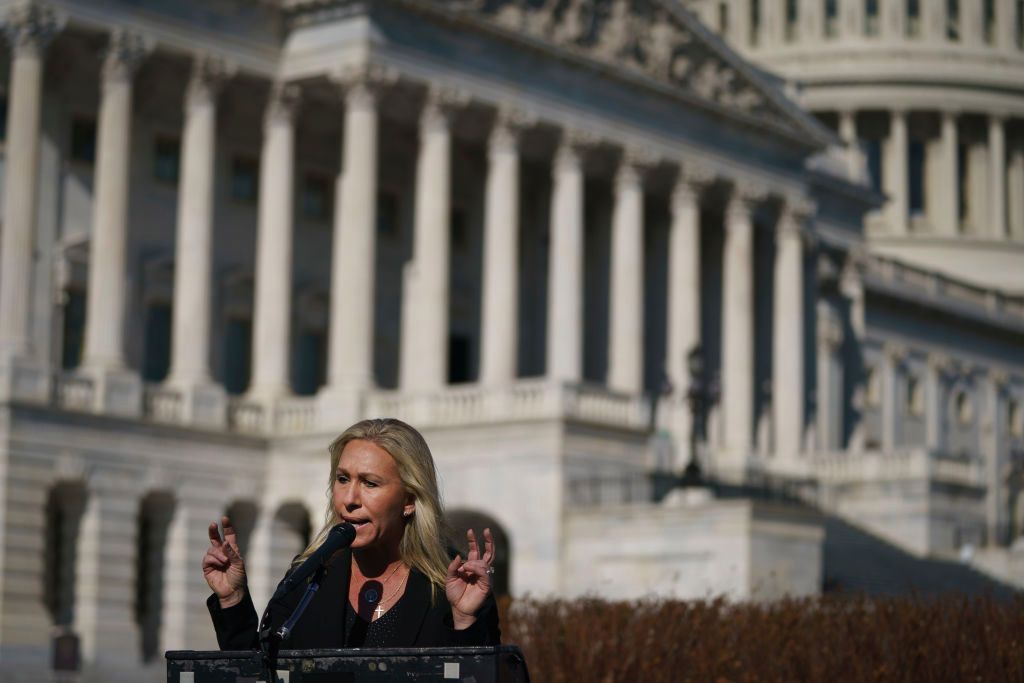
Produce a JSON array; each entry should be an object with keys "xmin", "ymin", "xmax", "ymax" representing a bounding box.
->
[{"xmin": 204, "ymin": 418, "xmax": 500, "ymax": 648}]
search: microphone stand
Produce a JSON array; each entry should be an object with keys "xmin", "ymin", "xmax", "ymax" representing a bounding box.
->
[{"xmin": 259, "ymin": 564, "xmax": 327, "ymax": 683}]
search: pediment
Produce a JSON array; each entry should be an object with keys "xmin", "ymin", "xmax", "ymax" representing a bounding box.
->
[{"xmin": 434, "ymin": 0, "xmax": 828, "ymax": 147}]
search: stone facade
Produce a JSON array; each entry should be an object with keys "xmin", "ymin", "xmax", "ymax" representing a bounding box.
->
[{"xmin": 0, "ymin": 1, "xmax": 1020, "ymax": 681}]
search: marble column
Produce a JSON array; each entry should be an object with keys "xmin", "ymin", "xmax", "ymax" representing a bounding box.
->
[
  {"xmin": 666, "ymin": 171, "xmax": 707, "ymax": 467},
  {"xmin": 883, "ymin": 109, "xmax": 909, "ymax": 234},
  {"xmin": 323, "ymin": 67, "xmax": 392, "ymax": 408},
  {"xmin": 925, "ymin": 353, "xmax": 950, "ymax": 451},
  {"xmin": 0, "ymin": 4, "xmax": 61, "ymax": 362},
  {"xmin": 962, "ymin": 0, "xmax": 985, "ymax": 46},
  {"xmin": 839, "ymin": 0, "xmax": 865, "ymax": 38},
  {"xmin": 721, "ymin": 185, "xmax": 761, "ymax": 464},
  {"xmin": 799, "ymin": 0, "xmax": 823, "ymax": 42},
  {"xmin": 816, "ymin": 304, "xmax": 844, "ymax": 452},
  {"xmin": 773, "ymin": 199, "xmax": 812, "ymax": 464},
  {"xmin": 607, "ymin": 154, "xmax": 647, "ymax": 395},
  {"xmin": 989, "ymin": 114, "xmax": 1007, "ymax": 238},
  {"xmin": 399, "ymin": 87, "xmax": 465, "ymax": 393},
  {"xmin": 81, "ymin": 31, "xmax": 151, "ymax": 374},
  {"xmin": 166, "ymin": 56, "xmax": 231, "ymax": 424},
  {"xmin": 966, "ymin": 138, "xmax": 990, "ymax": 234},
  {"xmin": 881, "ymin": 343, "xmax": 905, "ymax": 452},
  {"xmin": 1009, "ymin": 141, "xmax": 1024, "ymax": 238},
  {"xmin": 546, "ymin": 133, "xmax": 589, "ymax": 384},
  {"xmin": 996, "ymin": 0, "xmax": 1016, "ymax": 50},
  {"xmin": 837, "ymin": 109, "xmax": 864, "ymax": 182},
  {"xmin": 248, "ymin": 83, "xmax": 301, "ymax": 400},
  {"xmin": 938, "ymin": 111, "xmax": 960, "ymax": 236},
  {"xmin": 839, "ymin": 253, "xmax": 866, "ymax": 454},
  {"xmin": 479, "ymin": 109, "xmax": 529, "ymax": 386}
]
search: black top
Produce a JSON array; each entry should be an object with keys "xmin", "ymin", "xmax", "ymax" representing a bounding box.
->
[{"xmin": 207, "ymin": 549, "xmax": 501, "ymax": 650}]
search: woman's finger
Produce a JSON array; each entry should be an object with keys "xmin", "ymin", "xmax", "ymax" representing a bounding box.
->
[
  {"xmin": 221, "ymin": 516, "xmax": 238, "ymax": 549},
  {"xmin": 446, "ymin": 554, "xmax": 462, "ymax": 580},
  {"xmin": 208, "ymin": 522, "xmax": 223, "ymax": 548},
  {"xmin": 466, "ymin": 528, "xmax": 479, "ymax": 561},
  {"xmin": 482, "ymin": 527, "xmax": 495, "ymax": 565}
]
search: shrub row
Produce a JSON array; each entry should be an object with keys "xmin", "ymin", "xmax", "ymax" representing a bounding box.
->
[{"xmin": 498, "ymin": 594, "xmax": 1024, "ymax": 682}]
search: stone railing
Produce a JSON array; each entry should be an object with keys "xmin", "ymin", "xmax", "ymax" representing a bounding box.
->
[
  {"xmin": 226, "ymin": 396, "xmax": 317, "ymax": 435},
  {"xmin": 816, "ymin": 447, "xmax": 985, "ymax": 488},
  {"xmin": 55, "ymin": 374, "xmax": 95, "ymax": 412},
  {"xmin": 365, "ymin": 380, "xmax": 652, "ymax": 432},
  {"xmin": 144, "ymin": 385, "xmax": 183, "ymax": 424}
]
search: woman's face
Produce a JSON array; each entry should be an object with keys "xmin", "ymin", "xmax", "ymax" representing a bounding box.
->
[{"xmin": 332, "ymin": 439, "xmax": 414, "ymax": 552}]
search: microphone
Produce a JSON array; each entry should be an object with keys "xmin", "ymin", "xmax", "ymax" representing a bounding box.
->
[{"xmin": 270, "ymin": 522, "xmax": 356, "ymax": 602}]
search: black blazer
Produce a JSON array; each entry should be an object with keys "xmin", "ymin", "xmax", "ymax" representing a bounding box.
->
[{"xmin": 207, "ymin": 549, "xmax": 501, "ymax": 650}]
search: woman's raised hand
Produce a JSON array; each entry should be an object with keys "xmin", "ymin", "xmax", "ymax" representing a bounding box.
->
[
  {"xmin": 445, "ymin": 528, "xmax": 495, "ymax": 630},
  {"xmin": 202, "ymin": 516, "xmax": 247, "ymax": 608}
]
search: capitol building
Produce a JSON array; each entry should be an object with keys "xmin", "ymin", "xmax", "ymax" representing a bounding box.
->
[{"xmin": 0, "ymin": 0, "xmax": 1021, "ymax": 681}]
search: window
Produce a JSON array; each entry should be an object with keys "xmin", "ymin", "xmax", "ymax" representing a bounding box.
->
[
  {"xmin": 135, "ymin": 493, "xmax": 173, "ymax": 663},
  {"xmin": 1017, "ymin": 0, "xmax": 1024, "ymax": 48},
  {"xmin": 718, "ymin": 1, "xmax": 730, "ymax": 35},
  {"xmin": 825, "ymin": 0, "xmax": 839, "ymax": 37},
  {"xmin": 293, "ymin": 329, "xmax": 326, "ymax": 396},
  {"xmin": 153, "ymin": 137, "xmax": 180, "ymax": 185},
  {"xmin": 750, "ymin": 0, "xmax": 760, "ymax": 44},
  {"xmin": 448, "ymin": 333, "xmax": 472, "ymax": 384},
  {"xmin": 954, "ymin": 390, "xmax": 974, "ymax": 425},
  {"xmin": 785, "ymin": 0, "xmax": 799, "ymax": 41},
  {"xmin": 61, "ymin": 289, "xmax": 86, "ymax": 370},
  {"xmin": 906, "ymin": 375, "xmax": 925, "ymax": 416},
  {"xmin": 947, "ymin": 0, "xmax": 961, "ymax": 41},
  {"xmin": 377, "ymin": 192, "xmax": 399, "ymax": 237},
  {"xmin": 223, "ymin": 317, "xmax": 252, "ymax": 395},
  {"xmin": 142, "ymin": 304, "xmax": 171, "ymax": 382},
  {"xmin": 0, "ymin": 97, "xmax": 7, "ymax": 142},
  {"xmin": 957, "ymin": 142, "xmax": 968, "ymax": 220},
  {"xmin": 909, "ymin": 141, "xmax": 925, "ymax": 216},
  {"xmin": 230, "ymin": 156, "xmax": 259, "ymax": 203},
  {"xmin": 983, "ymin": 0, "xmax": 995, "ymax": 43},
  {"xmin": 44, "ymin": 483, "xmax": 86, "ymax": 629},
  {"xmin": 70, "ymin": 116, "xmax": 96, "ymax": 164},
  {"xmin": 866, "ymin": 139, "xmax": 883, "ymax": 193},
  {"xmin": 907, "ymin": 0, "xmax": 921, "ymax": 37},
  {"xmin": 1010, "ymin": 399, "xmax": 1023, "ymax": 438},
  {"xmin": 450, "ymin": 207, "xmax": 468, "ymax": 250},
  {"xmin": 866, "ymin": 0, "xmax": 880, "ymax": 35},
  {"xmin": 301, "ymin": 173, "xmax": 332, "ymax": 221}
]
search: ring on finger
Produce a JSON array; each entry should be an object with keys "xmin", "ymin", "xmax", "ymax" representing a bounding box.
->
[{"xmin": 486, "ymin": 566, "xmax": 495, "ymax": 575}]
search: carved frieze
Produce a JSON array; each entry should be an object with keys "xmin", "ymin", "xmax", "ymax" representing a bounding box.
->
[{"xmin": 442, "ymin": 0, "xmax": 788, "ymax": 128}]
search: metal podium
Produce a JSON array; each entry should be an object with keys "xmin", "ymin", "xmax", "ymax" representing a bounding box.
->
[{"xmin": 166, "ymin": 646, "xmax": 530, "ymax": 682}]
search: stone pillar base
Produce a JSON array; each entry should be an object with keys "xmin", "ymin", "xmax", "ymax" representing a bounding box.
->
[
  {"xmin": 77, "ymin": 366, "xmax": 142, "ymax": 417},
  {"xmin": 316, "ymin": 385, "xmax": 364, "ymax": 432},
  {"xmin": 0, "ymin": 355, "xmax": 51, "ymax": 403}
]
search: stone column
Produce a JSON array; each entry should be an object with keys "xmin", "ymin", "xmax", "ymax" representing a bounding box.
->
[
  {"xmin": 73, "ymin": 482, "xmax": 141, "ymax": 675},
  {"xmin": 816, "ymin": 304, "xmax": 844, "ymax": 452},
  {"xmin": 666, "ymin": 169, "xmax": 709, "ymax": 470},
  {"xmin": 936, "ymin": 111, "xmax": 960, "ymax": 236},
  {"xmin": 607, "ymin": 153, "xmax": 649, "ymax": 395},
  {"xmin": 399, "ymin": 87, "xmax": 465, "ymax": 393},
  {"xmin": 1009, "ymin": 140, "xmax": 1024, "ymax": 238},
  {"xmin": 81, "ymin": 30, "xmax": 151, "ymax": 374},
  {"xmin": 248, "ymin": 83, "xmax": 301, "ymax": 400},
  {"xmin": 759, "ymin": 0, "xmax": 782, "ymax": 46},
  {"xmin": 162, "ymin": 493, "xmax": 224, "ymax": 651},
  {"xmin": 881, "ymin": 343, "xmax": 905, "ymax": 452},
  {"xmin": 925, "ymin": 353, "xmax": 951, "ymax": 451},
  {"xmin": 319, "ymin": 66, "xmax": 394, "ymax": 423},
  {"xmin": 773, "ymin": 198, "xmax": 812, "ymax": 466},
  {"xmin": 720, "ymin": 185, "xmax": 762, "ymax": 469},
  {"xmin": 962, "ymin": 0, "xmax": 985, "ymax": 45},
  {"xmin": 966, "ymin": 137, "xmax": 990, "ymax": 234},
  {"xmin": 924, "ymin": 0, "xmax": 949, "ymax": 42},
  {"xmin": 546, "ymin": 132, "xmax": 590, "ymax": 384},
  {"xmin": 837, "ymin": 109, "xmax": 864, "ymax": 183},
  {"xmin": 989, "ymin": 114, "xmax": 1007, "ymax": 238},
  {"xmin": 166, "ymin": 56, "xmax": 231, "ymax": 425},
  {"xmin": 479, "ymin": 108, "xmax": 530, "ymax": 387},
  {"xmin": 883, "ymin": 109, "xmax": 909, "ymax": 234},
  {"xmin": 839, "ymin": 252, "xmax": 866, "ymax": 454},
  {"xmin": 0, "ymin": 4, "xmax": 60, "ymax": 363},
  {"xmin": 998, "ymin": 0, "xmax": 1018, "ymax": 51}
]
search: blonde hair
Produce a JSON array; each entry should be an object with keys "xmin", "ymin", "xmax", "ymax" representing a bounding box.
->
[{"xmin": 294, "ymin": 418, "xmax": 450, "ymax": 593}]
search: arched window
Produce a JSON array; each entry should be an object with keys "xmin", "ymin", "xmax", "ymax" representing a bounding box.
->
[
  {"xmin": 136, "ymin": 492, "xmax": 175, "ymax": 662},
  {"xmin": 906, "ymin": 375, "xmax": 925, "ymax": 417},
  {"xmin": 952, "ymin": 389, "xmax": 974, "ymax": 426},
  {"xmin": 445, "ymin": 510, "xmax": 512, "ymax": 597},
  {"xmin": 43, "ymin": 483, "xmax": 87, "ymax": 628},
  {"xmin": 225, "ymin": 500, "xmax": 259, "ymax": 558}
]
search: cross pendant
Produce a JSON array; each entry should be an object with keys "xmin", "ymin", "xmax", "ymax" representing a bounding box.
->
[{"xmin": 373, "ymin": 604, "xmax": 385, "ymax": 620}]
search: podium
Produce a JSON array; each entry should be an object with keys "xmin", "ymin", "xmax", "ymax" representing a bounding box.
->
[{"xmin": 166, "ymin": 646, "xmax": 530, "ymax": 682}]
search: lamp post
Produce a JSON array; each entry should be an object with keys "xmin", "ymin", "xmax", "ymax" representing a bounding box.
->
[{"xmin": 681, "ymin": 344, "xmax": 708, "ymax": 487}]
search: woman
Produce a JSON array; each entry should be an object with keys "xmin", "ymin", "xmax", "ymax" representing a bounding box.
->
[{"xmin": 204, "ymin": 418, "xmax": 500, "ymax": 649}]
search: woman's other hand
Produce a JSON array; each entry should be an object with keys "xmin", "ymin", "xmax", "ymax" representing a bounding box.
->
[
  {"xmin": 202, "ymin": 515, "xmax": 247, "ymax": 608},
  {"xmin": 445, "ymin": 528, "xmax": 495, "ymax": 630}
]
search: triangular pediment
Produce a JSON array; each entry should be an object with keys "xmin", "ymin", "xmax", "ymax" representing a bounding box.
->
[{"xmin": 425, "ymin": 0, "xmax": 829, "ymax": 147}]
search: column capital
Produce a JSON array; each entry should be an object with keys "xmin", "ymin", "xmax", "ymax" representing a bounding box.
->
[
  {"xmin": 264, "ymin": 81, "xmax": 302, "ymax": 128},
  {"xmin": 553, "ymin": 127, "xmax": 600, "ymax": 171},
  {"xmin": 3, "ymin": 1, "xmax": 63, "ymax": 58},
  {"xmin": 927, "ymin": 351, "xmax": 955, "ymax": 375},
  {"xmin": 332, "ymin": 62, "xmax": 398, "ymax": 107},
  {"xmin": 782, "ymin": 194, "xmax": 817, "ymax": 223},
  {"xmin": 726, "ymin": 181, "xmax": 769, "ymax": 216},
  {"xmin": 420, "ymin": 84, "xmax": 470, "ymax": 131},
  {"xmin": 101, "ymin": 28, "xmax": 154, "ymax": 86},
  {"xmin": 989, "ymin": 368, "xmax": 1010, "ymax": 389},
  {"xmin": 615, "ymin": 147, "xmax": 659, "ymax": 188},
  {"xmin": 489, "ymin": 106, "xmax": 536, "ymax": 153},
  {"xmin": 883, "ymin": 341, "xmax": 908, "ymax": 365},
  {"xmin": 672, "ymin": 160, "xmax": 716, "ymax": 204},
  {"xmin": 185, "ymin": 53, "xmax": 236, "ymax": 111}
]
